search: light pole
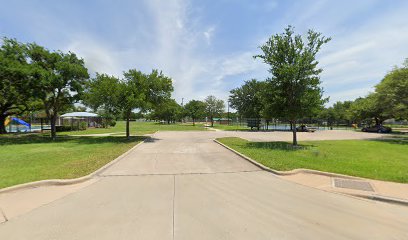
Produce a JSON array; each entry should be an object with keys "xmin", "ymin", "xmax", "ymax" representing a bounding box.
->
[{"xmin": 227, "ymin": 100, "xmax": 230, "ymax": 125}]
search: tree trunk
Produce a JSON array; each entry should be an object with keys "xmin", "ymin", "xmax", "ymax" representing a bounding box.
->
[
  {"xmin": 50, "ymin": 114, "xmax": 57, "ymax": 140},
  {"xmin": 0, "ymin": 115, "xmax": 7, "ymax": 134},
  {"xmin": 375, "ymin": 117, "xmax": 382, "ymax": 126},
  {"xmin": 192, "ymin": 118, "xmax": 195, "ymax": 126},
  {"xmin": 211, "ymin": 116, "xmax": 214, "ymax": 127},
  {"xmin": 126, "ymin": 112, "xmax": 130, "ymax": 140},
  {"xmin": 257, "ymin": 118, "xmax": 260, "ymax": 131},
  {"xmin": 292, "ymin": 121, "xmax": 298, "ymax": 146}
]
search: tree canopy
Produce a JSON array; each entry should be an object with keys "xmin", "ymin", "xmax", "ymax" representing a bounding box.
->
[
  {"xmin": 204, "ymin": 95, "xmax": 225, "ymax": 127},
  {"xmin": 0, "ymin": 38, "xmax": 37, "ymax": 133},
  {"xmin": 254, "ymin": 26, "xmax": 330, "ymax": 145},
  {"xmin": 28, "ymin": 43, "xmax": 89, "ymax": 139},
  {"xmin": 375, "ymin": 62, "xmax": 408, "ymax": 120},
  {"xmin": 229, "ymin": 79, "xmax": 265, "ymax": 119},
  {"xmin": 84, "ymin": 69, "xmax": 173, "ymax": 138},
  {"xmin": 184, "ymin": 100, "xmax": 206, "ymax": 126}
]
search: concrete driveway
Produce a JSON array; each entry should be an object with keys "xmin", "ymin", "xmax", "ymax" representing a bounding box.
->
[{"xmin": 1, "ymin": 131, "xmax": 408, "ymax": 239}]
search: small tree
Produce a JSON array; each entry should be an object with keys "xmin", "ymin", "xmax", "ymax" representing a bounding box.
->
[
  {"xmin": 204, "ymin": 95, "xmax": 225, "ymax": 127},
  {"xmin": 254, "ymin": 26, "xmax": 330, "ymax": 145},
  {"xmin": 28, "ymin": 43, "xmax": 89, "ymax": 140},
  {"xmin": 184, "ymin": 100, "xmax": 206, "ymax": 126}
]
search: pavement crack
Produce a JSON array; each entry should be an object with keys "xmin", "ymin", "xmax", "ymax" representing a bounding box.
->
[
  {"xmin": 0, "ymin": 207, "xmax": 8, "ymax": 223},
  {"xmin": 172, "ymin": 175, "xmax": 176, "ymax": 240},
  {"xmin": 100, "ymin": 170, "xmax": 263, "ymax": 178}
]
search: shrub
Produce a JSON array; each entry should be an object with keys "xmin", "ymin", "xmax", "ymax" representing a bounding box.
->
[{"xmin": 79, "ymin": 121, "xmax": 87, "ymax": 130}]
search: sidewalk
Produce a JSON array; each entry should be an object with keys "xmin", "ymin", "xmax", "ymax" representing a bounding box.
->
[
  {"xmin": 281, "ymin": 173, "xmax": 408, "ymax": 205},
  {"xmin": 214, "ymin": 139, "xmax": 408, "ymax": 206},
  {"xmin": 0, "ymin": 179, "xmax": 98, "ymax": 223}
]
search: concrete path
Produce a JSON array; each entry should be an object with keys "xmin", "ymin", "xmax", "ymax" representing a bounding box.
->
[{"xmin": 1, "ymin": 131, "xmax": 408, "ymax": 239}]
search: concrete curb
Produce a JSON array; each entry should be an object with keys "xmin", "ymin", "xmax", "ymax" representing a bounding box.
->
[
  {"xmin": 214, "ymin": 139, "xmax": 359, "ymax": 179},
  {"xmin": 0, "ymin": 139, "xmax": 147, "ymax": 195},
  {"xmin": 214, "ymin": 139, "xmax": 408, "ymax": 206},
  {"xmin": 348, "ymin": 193, "xmax": 408, "ymax": 207}
]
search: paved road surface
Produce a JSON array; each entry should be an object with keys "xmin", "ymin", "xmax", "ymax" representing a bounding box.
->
[{"xmin": 1, "ymin": 131, "xmax": 407, "ymax": 239}]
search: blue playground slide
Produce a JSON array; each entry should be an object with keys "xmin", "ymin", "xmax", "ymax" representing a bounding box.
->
[{"xmin": 12, "ymin": 117, "xmax": 31, "ymax": 128}]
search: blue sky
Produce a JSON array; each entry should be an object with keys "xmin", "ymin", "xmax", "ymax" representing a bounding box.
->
[{"xmin": 1, "ymin": 0, "xmax": 408, "ymax": 106}]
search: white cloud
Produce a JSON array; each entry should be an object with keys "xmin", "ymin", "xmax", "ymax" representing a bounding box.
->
[
  {"xmin": 64, "ymin": 36, "xmax": 122, "ymax": 77},
  {"xmin": 203, "ymin": 26, "xmax": 215, "ymax": 45},
  {"xmin": 328, "ymin": 87, "xmax": 374, "ymax": 103},
  {"xmin": 283, "ymin": 1, "xmax": 408, "ymax": 105},
  {"xmin": 26, "ymin": 0, "xmax": 408, "ymax": 108}
]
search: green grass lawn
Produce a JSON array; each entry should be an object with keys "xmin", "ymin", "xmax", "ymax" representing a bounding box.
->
[
  {"xmin": 217, "ymin": 137, "xmax": 408, "ymax": 183},
  {"xmin": 60, "ymin": 121, "xmax": 207, "ymax": 136},
  {"xmin": 0, "ymin": 135, "xmax": 144, "ymax": 189},
  {"xmin": 211, "ymin": 123, "xmax": 251, "ymax": 131}
]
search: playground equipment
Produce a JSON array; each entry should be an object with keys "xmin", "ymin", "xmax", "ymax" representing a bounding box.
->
[
  {"xmin": 5, "ymin": 117, "xmax": 31, "ymax": 132},
  {"xmin": 4, "ymin": 117, "xmax": 11, "ymax": 126}
]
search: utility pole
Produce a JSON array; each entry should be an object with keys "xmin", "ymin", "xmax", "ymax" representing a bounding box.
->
[
  {"xmin": 227, "ymin": 100, "xmax": 230, "ymax": 125},
  {"xmin": 181, "ymin": 98, "xmax": 184, "ymax": 123}
]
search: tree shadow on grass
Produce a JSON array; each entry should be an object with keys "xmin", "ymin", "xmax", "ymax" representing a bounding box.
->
[
  {"xmin": 367, "ymin": 136, "xmax": 408, "ymax": 146},
  {"xmin": 0, "ymin": 134, "xmax": 148, "ymax": 146},
  {"xmin": 245, "ymin": 141, "xmax": 314, "ymax": 151}
]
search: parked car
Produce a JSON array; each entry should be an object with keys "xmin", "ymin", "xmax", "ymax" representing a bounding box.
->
[
  {"xmin": 296, "ymin": 125, "xmax": 316, "ymax": 132},
  {"xmin": 361, "ymin": 125, "xmax": 392, "ymax": 133}
]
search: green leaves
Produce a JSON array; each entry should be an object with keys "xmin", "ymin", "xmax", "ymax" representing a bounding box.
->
[
  {"xmin": 204, "ymin": 95, "xmax": 225, "ymax": 117},
  {"xmin": 375, "ymin": 63, "xmax": 408, "ymax": 120},
  {"xmin": 84, "ymin": 69, "xmax": 174, "ymax": 137},
  {"xmin": 0, "ymin": 38, "xmax": 39, "ymax": 133},
  {"xmin": 254, "ymin": 26, "xmax": 330, "ymax": 121},
  {"xmin": 229, "ymin": 79, "xmax": 264, "ymax": 118},
  {"xmin": 184, "ymin": 100, "xmax": 206, "ymax": 121}
]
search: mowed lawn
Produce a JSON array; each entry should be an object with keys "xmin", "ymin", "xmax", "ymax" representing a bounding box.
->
[
  {"xmin": 217, "ymin": 137, "xmax": 408, "ymax": 183},
  {"xmin": 211, "ymin": 123, "xmax": 251, "ymax": 131},
  {"xmin": 61, "ymin": 121, "xmax": 207, "ymax": 136},
  {"xmin": 0, "ymin": 135, "xmax": 144, "ymax": 189}
]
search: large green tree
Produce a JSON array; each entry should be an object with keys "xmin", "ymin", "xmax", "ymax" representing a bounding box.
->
[
  {"xmin": 151, "ymin": 99, "xmax": 182, "ymax": 124},
  {"xmin": 184, "ymin": 100, "xmax": 206, "ymax": 126},
  {"xmin": 318, "ymin": 101, "xmax": 353, "ymax": 128},
  {"xmin": 204, "ymin": 95, "xmax": 225, "ymax": 127},
  {"xmin": 254, "ymin": 26, "xmax": 330, "ymax": 145},
  {"xmin": 121, "ymin": 69, "xmax": 173, "ymax": 138},
  {"xmin": 86, "ymin": 70, "xmax": 173, "ymax": 139},
  {"xmin": 350, "ymin": 93, "xmax": 391, "ymax": 125},
  {"xmin": 83, "ymin": 73, "xmax": 122, "ymax": 125},
  {"xmin": 0, "ymin": 38, "xmax": 36, "ymax": 133},
  {"xmin": 28, "ymin": 43, "xmax": 89, "ymax": 139},
  {"xmin": 375, "ymin": 60, "xmax": 408, "ymax": 120},
  {"xmin": 229, "ymin": 79, "xmax": 265, "ymax": 119}
]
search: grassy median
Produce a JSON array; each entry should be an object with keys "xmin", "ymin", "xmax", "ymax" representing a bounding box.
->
[
  {"xmin": 0, "ymin": 135, "xmax": 144, "ymax": 189},
  {"xmin": 217, "ymin": 137, "xmax": 408, "ymax": 183}
]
